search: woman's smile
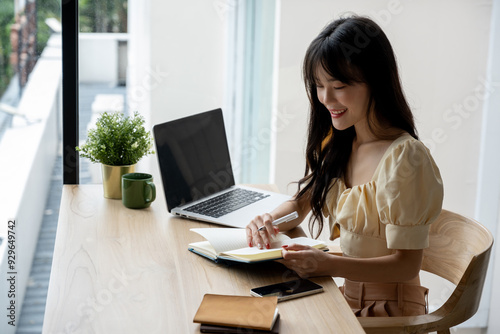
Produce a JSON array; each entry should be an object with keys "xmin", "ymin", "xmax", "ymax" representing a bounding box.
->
[{"xmin": 329, "ymin": 108, "xmax": 348, "ymax": 117}]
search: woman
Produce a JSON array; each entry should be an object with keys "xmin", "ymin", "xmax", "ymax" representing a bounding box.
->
[{"xmin": 246, "ymin": 16, "xmax": 444, "ymax": 317}]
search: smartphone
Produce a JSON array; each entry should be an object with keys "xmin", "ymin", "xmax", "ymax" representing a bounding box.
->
[{"xmin": 250, "ymin": 279, "xmax": 324, "ymax": 302}]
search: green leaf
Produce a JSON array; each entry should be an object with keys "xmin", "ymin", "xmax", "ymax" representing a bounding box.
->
[{"xmin": 76, "ymin": 111, "xmax": 155, "ymax": 165}]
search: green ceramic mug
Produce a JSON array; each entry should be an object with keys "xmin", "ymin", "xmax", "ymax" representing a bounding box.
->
[{"xmin": 121, "ymin": 173, "xmax": 156, "ymax": 209}]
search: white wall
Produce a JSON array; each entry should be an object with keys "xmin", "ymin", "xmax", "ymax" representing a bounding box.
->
[
  {"xmin": 79, "ymin": 33, "xmax": 128, "ymax": 85},
  {"xmin": 274, "ymin": 0, "xmax": 491, "ymax": 209},
  {"xmin": 127, "ymin": 0, "xmax": 228, "ymax": 181},
  {"xmin": 128, "ymin": 0, "xmax": 227, "ymax": 127},
  {"xmin": 482, "ymin": 1, "xmax": 500, "ymax": 332}
]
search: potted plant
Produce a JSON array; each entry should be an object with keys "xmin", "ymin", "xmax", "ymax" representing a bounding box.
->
[{"xmin": 77, "ymin": 111, "xmax": 155, "ymax": 199}]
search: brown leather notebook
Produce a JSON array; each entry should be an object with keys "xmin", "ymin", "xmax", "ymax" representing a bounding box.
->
[{"xmin": 193, "ymin": 294, "xmax": 279, "ymax": 331}]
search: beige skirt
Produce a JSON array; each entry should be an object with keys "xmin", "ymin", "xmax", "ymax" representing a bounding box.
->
[{"xmin": 341, "ymin": 279, "xmax": 428, "ymax": 317}]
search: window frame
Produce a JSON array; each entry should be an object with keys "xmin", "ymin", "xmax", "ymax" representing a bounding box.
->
[{"xmin": 62, "ymin": 0, "xmax": 79, "ymax": 184}]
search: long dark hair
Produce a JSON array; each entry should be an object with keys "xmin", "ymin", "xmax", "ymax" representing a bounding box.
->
[{"xmin": 297, "ymin": 16, "xmax": 418, "ymax": 238}]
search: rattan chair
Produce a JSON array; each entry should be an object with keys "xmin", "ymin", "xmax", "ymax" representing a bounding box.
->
[{"xmin": 358, "ymin": 209, "xmax": 494, "ymax": 334}]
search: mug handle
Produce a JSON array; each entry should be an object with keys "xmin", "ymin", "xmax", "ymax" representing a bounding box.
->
[{"xmin": 145, "ymin": 181, "xmax": 156, "ymax": 204}]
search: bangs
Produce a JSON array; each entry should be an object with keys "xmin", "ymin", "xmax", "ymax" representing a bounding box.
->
[{"xmin": 304, "ymin": 32, "xmax": 364, "ymax": 89}]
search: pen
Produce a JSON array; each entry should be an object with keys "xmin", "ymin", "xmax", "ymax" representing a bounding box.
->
[{"xmin": 257, "ymin": 211, "xmax": 299, "ymax": 231}]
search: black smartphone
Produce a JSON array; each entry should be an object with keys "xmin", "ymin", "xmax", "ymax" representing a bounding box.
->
[{"xmin": 250, "ymin": 279, "xmax": 324, "ymax": 302}]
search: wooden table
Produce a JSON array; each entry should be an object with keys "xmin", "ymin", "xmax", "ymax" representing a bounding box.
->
[{"xmin": 42, "ymin": 185, "xmax": 364, "ymax": 333}]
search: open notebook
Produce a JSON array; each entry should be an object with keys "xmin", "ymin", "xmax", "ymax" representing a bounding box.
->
[{"xmin": 188, "ymin": 228, "xmax": 328, "ymax": 263}]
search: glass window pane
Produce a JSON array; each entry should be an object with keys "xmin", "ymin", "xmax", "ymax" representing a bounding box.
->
[
  {"xmin": 78, "ymin": 0, "xmax": 128, "ymax": 185},
  {"xmin": 0, "ymin": 0, "xmax": 61, "ymax": 332}
]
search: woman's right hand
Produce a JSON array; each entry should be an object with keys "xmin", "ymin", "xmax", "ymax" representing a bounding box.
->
[{"xmin": 246, "ymin": 213, "xmax": 280, "ymax": 250}]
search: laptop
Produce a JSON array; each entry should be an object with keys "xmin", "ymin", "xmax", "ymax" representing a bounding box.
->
[{"xmin": 153, "ymin": 108, "xmax": 291, "ymax": 228}]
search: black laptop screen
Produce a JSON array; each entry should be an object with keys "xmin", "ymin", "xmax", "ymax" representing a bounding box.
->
[{"xmin": 153, "ymin": 109, "xmax": 236, "ymax": 212}]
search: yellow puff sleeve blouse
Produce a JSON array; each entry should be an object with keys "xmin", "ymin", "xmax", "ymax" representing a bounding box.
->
[{"xmin": 324, "ymin": 133, "xmax": 444, "ymax": 258}]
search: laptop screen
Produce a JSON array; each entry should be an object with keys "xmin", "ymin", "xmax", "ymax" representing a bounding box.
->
[{"xmin": 153, "ymin": 109, "xmax": 236, "ymax": 212}]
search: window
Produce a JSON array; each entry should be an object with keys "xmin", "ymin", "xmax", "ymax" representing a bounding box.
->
[
  {"xmin": 63, "ymin": 0, "xmax": 280, "ymax": 186},
  {"xmin": 225, "ymin": 0, "xmax": 278, "ymax": 184}
]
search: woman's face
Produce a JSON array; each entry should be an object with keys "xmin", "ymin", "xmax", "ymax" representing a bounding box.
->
[{"xmin": 315, "ymin": 66, "xmax": 371, "ymax": 132}]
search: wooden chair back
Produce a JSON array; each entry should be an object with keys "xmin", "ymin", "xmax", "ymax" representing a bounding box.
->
[{"xmin": 359, "ymin": 209, "xmax": 494, "ymax": 334}]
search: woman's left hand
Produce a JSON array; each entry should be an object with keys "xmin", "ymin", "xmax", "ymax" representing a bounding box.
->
[{"xmin": 278, "ymin": 244, "xmax": 331, "ymax": 278}]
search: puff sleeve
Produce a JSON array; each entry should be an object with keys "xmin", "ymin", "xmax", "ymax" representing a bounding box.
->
[{"xmin": 376, "ymin": 138, "xmax": 444, "ymax": 250}]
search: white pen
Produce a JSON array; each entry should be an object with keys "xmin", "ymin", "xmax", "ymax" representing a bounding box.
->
[{"xmin": 257, "ymin": 211, "xmax": 299, "ymax": 231}]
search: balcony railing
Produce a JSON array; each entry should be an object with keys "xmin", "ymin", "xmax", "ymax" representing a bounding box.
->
[{"xmin": 0, "ymin": 33, "xmax": 61, "ymax": 334}]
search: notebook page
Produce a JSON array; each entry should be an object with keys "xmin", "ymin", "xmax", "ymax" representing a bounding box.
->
[
  {"xmin": 225, "ymin": 237, "xmax": 323, "ymax": 256},
  {"xmin": 190, "ymin": 228, "xmax": 290, "ymax": 254}
]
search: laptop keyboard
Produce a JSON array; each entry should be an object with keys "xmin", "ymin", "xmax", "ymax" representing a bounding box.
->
[{"xmin": 184, "ymin": 188, "xmax": 270, "ymax": 218}]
